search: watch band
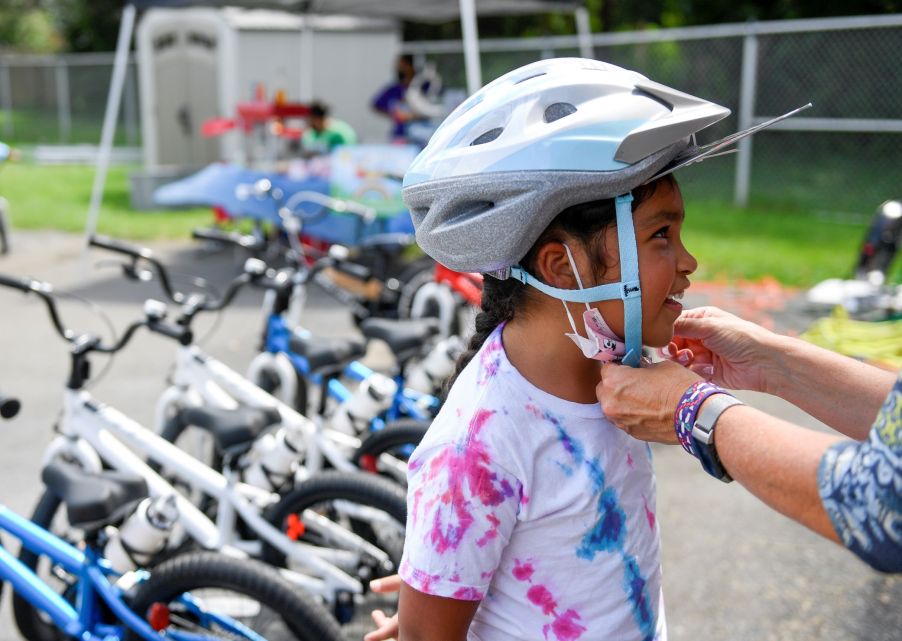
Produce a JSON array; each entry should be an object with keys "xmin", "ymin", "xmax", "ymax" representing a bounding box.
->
[{"xmin": 691, "ymin": 394, "xmax": 744, "ymax": 483}]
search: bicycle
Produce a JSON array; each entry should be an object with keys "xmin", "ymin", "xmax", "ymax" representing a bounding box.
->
[
  {"xmin": 0, "ymin": 272, "xmax": 405, "ymax": 624},
  {"xmin": 192, "ymin": 228, "xmax": 441, "ymax": 433},
  {"xmin": 0, "ymin": 386, "xmax": 343, "ymax": 641}
]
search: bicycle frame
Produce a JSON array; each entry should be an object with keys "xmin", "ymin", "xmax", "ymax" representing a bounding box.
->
[
  {"xmin": 0, "ymin": 503, "xmax": 215, "ymax": 641},
  {"xmin": 156, "ymin": 345, "xmax": 363, "ymax": 475},
  {"xmin": 50, "ymin": 386, "xmax": 369, "ymax": 603}
]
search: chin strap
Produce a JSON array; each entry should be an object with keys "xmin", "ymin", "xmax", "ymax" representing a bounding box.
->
[{"xmin": 508, "ymin": 193, "xmax": 643, "ymax": 367}]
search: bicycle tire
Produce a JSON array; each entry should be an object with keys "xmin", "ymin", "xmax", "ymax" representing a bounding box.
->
[
  {"xmin": 395, "ymin": 261, "xmax": 440, "ymax": 321},
  {"xmin": 262, "ymin": 470, "xmax": 407, "ymax": 570},
  {"xmin": 126, "ymin": 551, "xmax": 343, "ymax": 641},
  {"xmin": 354, "ymin": 419, "xmax": 429, "ymax": 479},
  {"xmin": 12, "ymin": 490, "xmax": 72, "ymax": 641}
]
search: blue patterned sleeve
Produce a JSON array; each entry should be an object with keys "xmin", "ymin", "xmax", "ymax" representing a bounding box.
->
[{"xmin": 817, "ymin": 370, "xmax": 902, "ymax": 573}]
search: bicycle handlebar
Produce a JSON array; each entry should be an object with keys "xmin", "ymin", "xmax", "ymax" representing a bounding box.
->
[
  {"xmin": 90, "ymin": 234, "xmax": 264, "ymax": 318},
  {"xmin": 89, "ymin": 235, "xmax": 184, "ymax": 304},
  {"xmin": 0, "ymin": 271, "xmax": 190, "ymax": 356}
]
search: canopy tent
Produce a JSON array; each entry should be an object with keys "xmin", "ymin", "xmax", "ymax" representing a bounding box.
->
[{"xmin": 83, "ymin": 0, "xmax": 589, "ymax": 245}]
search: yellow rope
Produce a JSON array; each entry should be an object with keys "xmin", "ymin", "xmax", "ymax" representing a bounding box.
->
[{"xmin": 802, "ymin": 307, "xmax": 902, "ymax": 368}]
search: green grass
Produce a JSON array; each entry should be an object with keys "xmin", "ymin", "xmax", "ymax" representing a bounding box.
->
[
  {"xmin": 1, "ymin": 163, "xmax": 210, "ymax": 239},
  {"xmin": 682, "ymin": 199, "xmax": 866, "ymax": 287},
  {"xmin": 0, "ymin": 162, "xmax": 873, "ymax": 287},
  {"xmin": 0, "ymin": 109, "xmax": 138, "ymax": 147}
]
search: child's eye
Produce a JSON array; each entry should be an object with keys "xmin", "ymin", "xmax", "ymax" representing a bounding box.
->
[{"xmin": 652, "ymin": 226, "xmax": 670, "ymax": 239}]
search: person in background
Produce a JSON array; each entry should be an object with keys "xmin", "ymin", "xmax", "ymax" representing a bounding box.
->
[
  {"xmin": 371, "ymin": 55, "xmax": 424, "ymax": 142},
  {"xmin": 301, "ymin": 101, "xmax": 356, "ymax": 156}
]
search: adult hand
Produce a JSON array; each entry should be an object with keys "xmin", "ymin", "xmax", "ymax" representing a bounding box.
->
[
  {"xmin": 598, "ymin": 359, "xmax": 699, "ymax": 444},
  {"xmin": 668, "ymin": 306, "xmax": 780, "ymax": 393},
  {"xmin": 364, "ymin": 575, "xmax": 401, "ymax": 641}
]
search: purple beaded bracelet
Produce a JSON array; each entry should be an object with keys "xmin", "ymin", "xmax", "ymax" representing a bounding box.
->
[{"xmin": 674, "ymin": 381, "xmax": 734, "ymax": 458}]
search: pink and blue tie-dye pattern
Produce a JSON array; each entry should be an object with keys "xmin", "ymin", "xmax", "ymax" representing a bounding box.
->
[{"xmin": 400, "ymin": 325, "xmax": 665, "ymax": 640}]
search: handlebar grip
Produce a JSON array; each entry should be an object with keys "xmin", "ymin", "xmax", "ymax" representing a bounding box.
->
[
  {"xmin": 89, "ymin": 235, "xmax": 150, "ymax": 259},
  {"xmin": 0, "ymin": 273, "xmax": 35, "ymax": 293},
  {"xmin": 192, "ymin": 228, "xmax": 266, "ymax": 253},
  {"xmin": 0, "ymin": 394, "xmax": 21, "ymax": 419},
  {"xmin": 192, "ymin": 228, "xmax": 236, "ymax": 244}
]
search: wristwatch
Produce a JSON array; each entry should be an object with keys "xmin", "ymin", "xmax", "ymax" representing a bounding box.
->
[{"xmin": 691, "ymin": 394, "xmax": 743, "ymax": 483}]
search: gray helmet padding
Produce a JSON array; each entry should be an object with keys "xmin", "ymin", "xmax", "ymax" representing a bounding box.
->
[{"xmin": 403, "ymin": 141, "xmax": 685, "ymax": 273}]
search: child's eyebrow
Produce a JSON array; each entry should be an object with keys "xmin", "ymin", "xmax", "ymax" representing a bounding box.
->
[{"xmin": 639, "ymin": 209, "xmax": 685, "ymax": 229}]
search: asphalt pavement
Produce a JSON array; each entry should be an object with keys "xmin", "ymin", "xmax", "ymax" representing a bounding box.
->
[{"xmin": 0, "ymin": 230, "xmax": 898, "ymax": 641}]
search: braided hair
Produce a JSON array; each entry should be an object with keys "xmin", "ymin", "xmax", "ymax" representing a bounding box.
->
[{"xmin": 445, "ymin": 175, "xmax": 676, "ymax": 393}]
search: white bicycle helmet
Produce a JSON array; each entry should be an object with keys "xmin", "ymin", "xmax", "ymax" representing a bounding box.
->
[{"xmin": 403, "ymin": 57, "xmax": 806, "ymax": 365}]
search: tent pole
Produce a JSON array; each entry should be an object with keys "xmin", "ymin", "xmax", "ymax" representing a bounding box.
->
[
  {"xmin": 575, "ymin": 6, "xmax": 593, "ymax": 59},
  {"xmin": 83, "ymin": 2, "xmax": 136, "ymax": 247},
  {"xmin": 459, "ymin": 0, "xmax": 481, "ymax": 94}
]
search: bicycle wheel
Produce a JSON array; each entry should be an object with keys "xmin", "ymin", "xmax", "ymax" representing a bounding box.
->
[
  {"xmin": 263, "ymin": 470, "xmax": 407, "ymax": 571},
  {"xmin": 13, "ymin": 490, "xmax": 78, "ymax": 641},
  {"xmin": 354, "ymin": 419, "xmax": 429, "ymax": 484},
  {"xmin": 126, "ymin": 551, "xmax": 343, "ymax": 641}
]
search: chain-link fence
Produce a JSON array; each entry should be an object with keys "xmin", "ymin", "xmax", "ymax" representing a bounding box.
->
[
  {"xmin": 1, "ymin": 15, "xmax": 899, "ymax": 213},
  {"xmin": 0, "ymin": 53, "xmax": 140, "ymax": 148},
  {"xmin": 404, "ymin": 15, "xmax": 902, "ymax": 215}
]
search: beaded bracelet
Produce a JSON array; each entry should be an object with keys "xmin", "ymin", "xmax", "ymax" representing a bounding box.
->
[{"xmin": 673, "ymin": 381, "xmax": 733, "ymax": 458}]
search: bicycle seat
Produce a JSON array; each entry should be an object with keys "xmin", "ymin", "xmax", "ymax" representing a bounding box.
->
[
  {"xmin": 359, "ymin": 318, "xmax": 440, "ymax": 365},
  {"xmin": 42, "ymin": 461, "xmax": 148, "ymax": 528},
  {"xmin": 289, "ymin": 333, "xmax": 366, "ymax": 374},
  {"xmin": 179, "ymin": 406, "xmax": 281, "ymax": 452}
]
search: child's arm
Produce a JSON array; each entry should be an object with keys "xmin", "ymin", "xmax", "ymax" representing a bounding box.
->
[{"xmin": 398, "ymin": 582, "xmax": 480, "ymax": 641}]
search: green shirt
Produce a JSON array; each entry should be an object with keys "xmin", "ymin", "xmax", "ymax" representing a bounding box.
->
[{"xmin": 302, "ymin": 118, "xmax": 357, "ymax": 154}]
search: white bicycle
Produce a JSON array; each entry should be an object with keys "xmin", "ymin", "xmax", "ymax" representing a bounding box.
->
[{"xmin": 0, "ymin": 271, "xmax": 405, "ymax": 634}]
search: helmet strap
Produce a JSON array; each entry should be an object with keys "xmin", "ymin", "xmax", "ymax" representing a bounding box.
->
[{"xmin": 507, "ymin": 193, "xmax": 643, "ymax": 367}]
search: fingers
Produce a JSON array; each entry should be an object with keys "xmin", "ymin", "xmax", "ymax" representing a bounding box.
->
[
  {"xmin": 688, "ymin": 362, "xmax": 716, "ymax": 379},
  {"xmin": 370, "ymin": 574, "xmax": 402, "ymax": 593},
  {"xmin": 661, "ymin": 341, "xmax": 694, "ymax": 365},
  {"xmin": 364, "ymin": 611, "xmax": 399, "ymax": 641}
]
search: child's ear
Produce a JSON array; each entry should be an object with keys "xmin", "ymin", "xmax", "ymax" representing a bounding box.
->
[{"xmin": 534, "ymin": 242, "xmax": 579, "ymax": 289}]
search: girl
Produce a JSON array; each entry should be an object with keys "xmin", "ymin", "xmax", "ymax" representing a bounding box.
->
[{"xmin": 392, "ymin": 58, "xmax": 761, "ymax": 641}]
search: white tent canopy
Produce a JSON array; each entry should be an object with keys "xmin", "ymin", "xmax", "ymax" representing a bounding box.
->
[{"xmin": 84, "ymin": 0, "xmax": 589, "ymax": 244}]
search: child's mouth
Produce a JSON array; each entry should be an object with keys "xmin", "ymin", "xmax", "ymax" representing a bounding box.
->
[{"xmin": 664, "ymin": 290, "xmax": 684, "ymax": 312}]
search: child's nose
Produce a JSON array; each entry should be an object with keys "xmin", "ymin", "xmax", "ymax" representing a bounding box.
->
[{"xmin": 678, "ymin": 245, "xmax": 698, "ymax": 275}]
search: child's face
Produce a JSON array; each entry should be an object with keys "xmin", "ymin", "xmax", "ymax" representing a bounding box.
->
[{"xmin": 593, "ymin": 180, "xmax": 697, "ymax": 347}]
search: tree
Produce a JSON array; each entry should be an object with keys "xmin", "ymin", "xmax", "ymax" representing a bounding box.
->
[
  {"xmin": 0, "ymin": 0, "xmax": 61, "ymax": 53},
  {"xmin": 50, "ymin": 0, "xmax": 123, "ymax": 52}
]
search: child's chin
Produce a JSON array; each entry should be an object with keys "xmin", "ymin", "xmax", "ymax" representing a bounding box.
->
[{"xmin": 643, "ymin": 328, "xmax": 675, "ymax": 348}]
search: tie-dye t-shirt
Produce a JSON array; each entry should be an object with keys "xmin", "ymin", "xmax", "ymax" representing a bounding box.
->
[{"xmin": 400, "ymin": 325, "xmax": 666, "ymax": 641}]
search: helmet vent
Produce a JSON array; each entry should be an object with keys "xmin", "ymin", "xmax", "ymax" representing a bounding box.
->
[
  {"xmin": 445, "ymin": 200, "xmax": 494, "ymax": 226},
  {"xmin": 543, "ymin": 102, "xmax": 577, "ymax": 123},
  {"xmin": 515, "ymin": 72, "xmax": 546, "ymax": 85},
  {"xmin": 632, "ymin": 88, "xmax": 672, "ymax": 111},
  {"xmin": 471, "ymin": 127, "xmax": 503, "ymax": 146}
]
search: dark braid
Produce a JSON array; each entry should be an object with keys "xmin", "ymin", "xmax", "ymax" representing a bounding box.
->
[
  {"xmin": 443, "ymin": 175, "xmax": 676, "ymax": 393},
  {"xmin": 444, "ymin": 276, "xmax": 527, "ymax": 394}
]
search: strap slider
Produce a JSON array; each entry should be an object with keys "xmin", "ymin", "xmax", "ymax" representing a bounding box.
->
[{"xmin": 622, "ymin": 280, "xmax": 641, "ymax": 299}]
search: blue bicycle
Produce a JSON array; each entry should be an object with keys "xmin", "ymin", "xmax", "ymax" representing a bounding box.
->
[{"xmin": 0, "ymin": 394, "xmax": 343, "ymax": 641}]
